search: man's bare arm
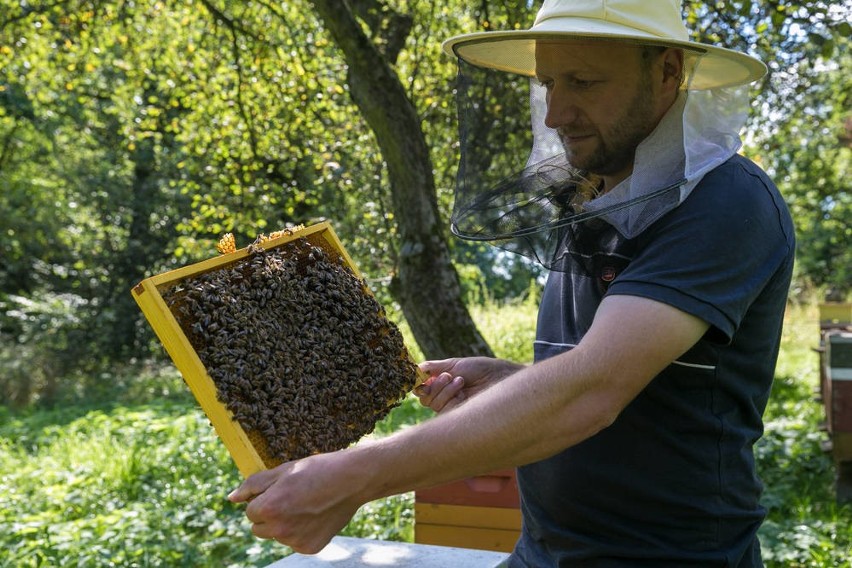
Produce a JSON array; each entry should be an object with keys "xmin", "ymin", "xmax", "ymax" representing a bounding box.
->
[{"xmin": 229, "ymin": 294, "xmax": 709, "ymax": 553}]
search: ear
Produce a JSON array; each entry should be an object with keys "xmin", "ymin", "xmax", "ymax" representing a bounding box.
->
[{"xmin": 661, "ymin": 48, "xmax": 685, "ymax": 92}]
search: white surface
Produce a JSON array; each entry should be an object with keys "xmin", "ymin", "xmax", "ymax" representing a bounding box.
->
[{"xmin": 265, "ymin": 536, "xmax": 509, "ymax": 567}]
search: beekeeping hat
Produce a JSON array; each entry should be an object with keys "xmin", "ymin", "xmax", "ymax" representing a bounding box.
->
[
  {"xmin": 443, "ymin": 0, "xmax": 766, "ymax": 90},
  {"xmin": 443, "ymin": 0, "xmax": 767, "ymax": 270}
]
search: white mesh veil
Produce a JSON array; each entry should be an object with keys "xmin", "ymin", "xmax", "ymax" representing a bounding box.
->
[
  {"xmin": 581, "ymin": 75, "xmax": 750, "ymax": 238},
  {"xmin": 449, "ymin": 44, "xmax": 752, "ymax": 271}
]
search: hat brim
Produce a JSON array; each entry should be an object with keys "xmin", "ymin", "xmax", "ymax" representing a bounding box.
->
[{"xmin": 443, "ymin": 27, "xmax": 766, "ymax": 90}]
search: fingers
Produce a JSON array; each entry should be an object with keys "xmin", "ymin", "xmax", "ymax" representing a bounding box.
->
[
  {"xmin": 415, "ymin": 372, "xmax": 465, "ymax": 412},
  {"xmin": 414, "ymin": 372, "xmax": 446, "ymax": 405},
  {"xmin": 251, "ymin": 518, "xmax": 328, "ymax": 555},
  {"xmin": 228, "ymin": 467, "xmax": 282, "ymax": 503},
  {"xmin": 432, "ymin": 375, "xmax": 465, "ymax": 412},
  {"xmin": 228, "ymin": 454, "xmax": 358, "ymax": 556},
  {"xmin": 418, "ymin": 358, "xmax": 459, "ymax": 378}
]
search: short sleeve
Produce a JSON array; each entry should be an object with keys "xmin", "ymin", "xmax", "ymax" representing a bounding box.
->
[{"xmin": 606, "ymin": 156, "xmax": 795, "ymax": 342}]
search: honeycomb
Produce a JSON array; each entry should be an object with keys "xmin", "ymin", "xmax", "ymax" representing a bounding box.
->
[{"xmin": 161, "ymin": 234, "xmax": 419, "ymax": 467}]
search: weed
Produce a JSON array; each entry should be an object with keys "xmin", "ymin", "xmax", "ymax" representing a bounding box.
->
[{"xmin": 1, "ymin": 300, "xmax": 848, "ymax": 566}]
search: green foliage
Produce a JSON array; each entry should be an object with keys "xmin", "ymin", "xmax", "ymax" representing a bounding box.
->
[
  {"xmin": 342, "ymin": 493, "xmax": 415, "ymax": 543},
  {"xmin": 469, "ymin": 289, "xmax": 540, "ymax": 364},
  {"xmin": 2, "ymin": 0, "xmax": 848, "ymax": 404},
  {"xmin": 681, "ymin": 1, "xmax": 852, "ymax": 298},
  {"xmin": 756, "ymin": 302, "xmax": 852, "ymax": 566},
  {"xmin": 454, "ymin": 244, "xmax": 545, "ymax": 303},
  {"xmin": 1, "ymin": 301, "xmax": 850, "ymax": 565},
  {"xmin": 0, "ymin": 293, "xmax": 86, "ymax": 407},
  {"xmin": 770, "ymin": 41, "xmax": 851, "ymax": 299},
  {"xmin": 0, "ymin": 393, "xmax": 431, "ymax": 566},
  {"xmin": 0, "ymin": 402, "xmax": 284, "ymax": 567}
]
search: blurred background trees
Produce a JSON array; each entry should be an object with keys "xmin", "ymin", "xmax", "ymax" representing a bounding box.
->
[{"xmin": 1, "ymin": 0, "xmax": 849, "ymax": 408}]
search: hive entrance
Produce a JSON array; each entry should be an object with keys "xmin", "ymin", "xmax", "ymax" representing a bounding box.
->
[{"xmin": 161, "ymin": 234, "xmax": 419, "ymax": 468}]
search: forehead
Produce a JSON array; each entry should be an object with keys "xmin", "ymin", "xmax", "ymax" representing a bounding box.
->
[{"xmin": 534, "ymin": 40, "xmax": 644, "ymax": 75}]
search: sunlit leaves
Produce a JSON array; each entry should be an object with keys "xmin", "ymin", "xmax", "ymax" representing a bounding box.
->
[
  {"xmin": 1, "ymin": 0, "xmax": 849, "ymax": 372},
  {"xmin": 682, "ymin": 0, "xmax": 850, "ymax": 296}
]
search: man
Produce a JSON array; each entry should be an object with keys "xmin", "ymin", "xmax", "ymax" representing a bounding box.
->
[{"xmin": 229, "ymin": 1, "xmax": 794, "ymax": 565}]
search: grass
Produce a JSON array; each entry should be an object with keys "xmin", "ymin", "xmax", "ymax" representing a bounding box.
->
[
  {"xmin": 1, "ymin": 402, "xmax": 268, "ymax": 566},
  {"xmin": 1, "ymin": 298, "xmax": 850, "ymax": 566},
  {"xmin": 756, "ymin": 302, "xmax": 852, "ymax": 566}
]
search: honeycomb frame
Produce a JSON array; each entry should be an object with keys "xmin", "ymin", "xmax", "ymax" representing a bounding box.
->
[{"xmin": 132, "ymin": 221, "xmax": 424, "ymax": 477}]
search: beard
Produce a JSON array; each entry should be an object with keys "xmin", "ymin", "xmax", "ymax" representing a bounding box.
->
[{"xmin": 559, "ymin": 74, "xmax": 657, "ymax": 176}]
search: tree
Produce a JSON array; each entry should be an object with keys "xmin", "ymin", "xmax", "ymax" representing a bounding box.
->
[
  {"xmin": 308, "ymin": 0, "xmax": 492, "ymax": 358},
  {"xmin": 1, "ymin": 0, "xmax": 848, "ymax": 406},
  {"xmin": 765, "ymin": 39, "xmax": 850, "ymax": 298},
  {"xmin": 683, "ymin": 0, "xmax": 851, "ymax": 298}
]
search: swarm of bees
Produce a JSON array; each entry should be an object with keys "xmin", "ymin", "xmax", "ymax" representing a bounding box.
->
[{"xmin": 163, "ymin": 232, "xmax": 419, "ymax": 467}]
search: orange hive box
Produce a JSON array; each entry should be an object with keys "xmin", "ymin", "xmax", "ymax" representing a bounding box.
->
[
  {"xmin": 132, "ymin": 221, "xmax": 425, "ymax": 477},
  {"xmin": 415, "ymin": 469, "xmax": 521, "ymax": 553}
]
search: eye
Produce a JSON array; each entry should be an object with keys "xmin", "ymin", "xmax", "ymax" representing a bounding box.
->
[
  {"xmin": 569, "ymin": 78, "xmax": 597, "ymax": 89},
  {"xmin": 535, "ymin": 76, "xmax": 597, "ymax": 92}
]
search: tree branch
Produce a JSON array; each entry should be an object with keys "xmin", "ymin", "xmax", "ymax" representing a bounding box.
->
[
  {"xmin": 227, "ymin": 23, "xmax": 260, "ymax": 164},
  {"xmin": 196, "ymin": 0, "xmax": 264, "ymax": 41},
  {"xmin": 348, "ymin": 0, "xmax": 413, "ymax": 64}
]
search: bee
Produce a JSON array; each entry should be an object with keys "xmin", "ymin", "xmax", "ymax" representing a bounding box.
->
[{"xmin": 163, "ymin": 229, "xmax": 421, "ymax": 465}]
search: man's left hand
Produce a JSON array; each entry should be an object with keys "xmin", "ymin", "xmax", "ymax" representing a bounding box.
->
[{"xmin": 228, "ymin": 452, "xmax": 363, "ymax": 554}]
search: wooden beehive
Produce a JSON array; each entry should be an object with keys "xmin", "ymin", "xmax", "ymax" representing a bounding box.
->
[
  {"xmin": 824, "ymin": 332, "xmax": 852, "ymax": 460},
  {"xmin": 819, "ymin": 303, "xmax": 852, "ymax": 326},
  {"xmin": 415, "ymin": 469, "xmax": 521, "ymax": 553},
  {"xmin": 132, "ymin": 221, "xmax": 423, "ymax": 477}
]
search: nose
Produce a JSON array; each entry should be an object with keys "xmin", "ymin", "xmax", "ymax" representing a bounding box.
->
[{"xmin": 543, "ymin": 88, "xmax": 580, "ymax": 129}]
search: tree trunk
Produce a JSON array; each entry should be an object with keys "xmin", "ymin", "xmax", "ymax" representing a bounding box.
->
[{"xmin": 311, "ymin": 0, "xmax": 492, "ymax": 359}]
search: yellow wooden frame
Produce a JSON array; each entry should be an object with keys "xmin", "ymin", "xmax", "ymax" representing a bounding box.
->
[
  {"xmin": 820, "ymin": 303, "xmax": 852, "ymax": 325},
  {"xmin": 131, "ymin": 221, "xmax": 422, "ymax": 477}
]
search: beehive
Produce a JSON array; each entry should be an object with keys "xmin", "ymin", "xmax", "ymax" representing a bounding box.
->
[
  {"xmin": 415, "ymin": 469, "xmax": 521, "ymax": 553},
  {"xmin": 132, "ymin": 222, "xmax": 424, "ymax": 477},
  {"xmin": 819, "ymin": 303, "xmax": 852, "ymax": 326}
]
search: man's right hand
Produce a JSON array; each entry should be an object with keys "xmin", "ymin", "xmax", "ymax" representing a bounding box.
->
[{"xmin": 415, "ymin": 357, "xmax": 525, "ymax": 413}]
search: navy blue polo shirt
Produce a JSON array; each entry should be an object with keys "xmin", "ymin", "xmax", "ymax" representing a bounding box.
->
[{"xmin": 510, "ymin": 155, "xmax": 795, "ymax": 567}]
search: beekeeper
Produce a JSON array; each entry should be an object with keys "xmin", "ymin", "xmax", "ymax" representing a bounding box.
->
[{"xmin": 231, "ymin": 1, "xmax": 794, "ymax": 565}]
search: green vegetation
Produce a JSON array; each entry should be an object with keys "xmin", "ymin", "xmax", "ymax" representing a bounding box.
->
[
  {"xmin": 1, "ymin": 0, "xmax": 849, "ymax": 406},
  {"xmin": 0, "ymin": 1, "xmax": 848, "ymax": 564},
  {"xmin": 2, "ymin": 300, "xmax": 850, "ymax": 566},
  {"xmin": 757, "ymin": 303, "xmax": 852, "ymax": 566}
]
